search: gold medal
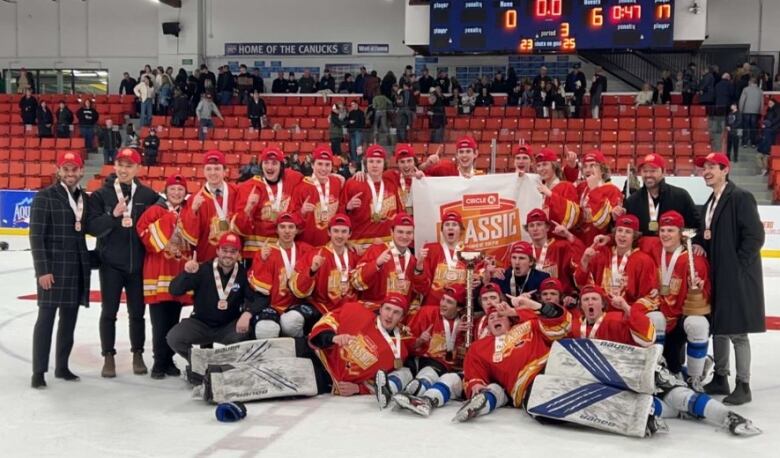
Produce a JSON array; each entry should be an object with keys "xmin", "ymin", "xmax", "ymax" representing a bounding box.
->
[
  {"xmin": 394, "ymin": 358, "xmax": 403, "ymax": 370},
  {"xmin": 340, "ymin": 280, "xmax": 349, "ymax": 295},
  {"xmin": 217, "ymin": 299, "xmax": 228, "ymax": 310},
  {"xmin": 371, "ymin": 213, "xmax": 382, "ymax": 223},
  {"xmin": 74, "ymin": 222, "xmax": 82, "ymax": 232},
  {"xmin": 218, "ymin": 219, "xmax": 229, "ymax": 231},
  {"xmin": 445, "ymin": 269, "xmax": 459, "ymax": 281},
  {"xmin": 703, "ymin": 229, "xmax": 711, "ymax": 240},
  {"xmin": 121, "ymin": 217, "xmax": 133, "ymax": 228},
  {"xmin": 269, "ymin": 210, "xmax": 278, "ymax": 221},
  {"xmin": 648, "ymin": 221, "xmax": 659, "ymax": 232},
  {"xmin": 660, "ymin": 285, "xmax": 670, "ymax": 296}
]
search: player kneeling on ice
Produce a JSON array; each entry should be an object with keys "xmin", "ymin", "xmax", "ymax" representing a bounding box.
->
[
  {"xmin": 526, "ymin": 338, "xmax": 761, "ymax": 437},
  {"xmin": 377, "ymin": 284, "xmax": 469, "ymax": 413},
  {"xmin": 308, "ymin": 293, "xmax": 415, "ymax": 396}
]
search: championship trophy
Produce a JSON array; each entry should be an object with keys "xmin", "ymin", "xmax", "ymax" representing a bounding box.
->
[
  {"xmin": 458, "ymin": 250, "xmax": 483, "ymax": 348},
  {"xmin": 681, "ymin": 229, "xmax": 711, "ymax": 316}
]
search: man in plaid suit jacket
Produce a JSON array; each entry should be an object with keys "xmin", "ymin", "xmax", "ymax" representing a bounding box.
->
[{"xmin": 30, "ymin": 151, "xmax": 91, "ymax": 389}]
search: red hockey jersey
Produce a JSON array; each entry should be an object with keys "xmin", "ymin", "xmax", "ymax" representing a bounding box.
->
[
  {"xmin": 416, "ymin": 242, "xmax": 468, "ymax": 306},
  {"xmin": 408, "ymin": 305, "xmax": 467, "ymax": 372},
  {"xmin": 532, "ymin": 238, "xmax": 584, "ymax": 296},
  {"xmin": 248, "ymin": 241, "xmax": 313, "ymax": 314},
  {"xmin": 289, "ymin": 244, "xmax": 358, "ymax": 314},
  {"xmin": 568, "ymin": 307, "xmax": 655, "ymax": 347},
  {"xmin": 179, "ymin": 182, "xmax": 238, "ymax": 262},
  {"xmin": 289, "ymin": 176, "xmax": 343, "ymax": 247},
  {"xmin": 574, "ymin": 181, "xmax": 623, "ymax": 245},
  {"xmin": 383, "ymin": 169, "xmax": 414, "ymax": 214},
  {"xmin": 339, "ymin": 175, "xmax": 402, "ymax": 247},
  {"xmin": 351, "ymin": 242, "xmax": 426, "ymax": 308},
  {"xmin": 545, "ymin": 180, "xmax": 581, "ymax": 230}
]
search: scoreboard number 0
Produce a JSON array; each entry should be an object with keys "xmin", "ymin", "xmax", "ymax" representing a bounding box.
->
[{"xmin": 505, "ymin": 9, "xmax": 517, "ymax": 29}]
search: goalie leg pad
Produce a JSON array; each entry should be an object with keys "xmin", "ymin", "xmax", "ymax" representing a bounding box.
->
[
  {"xmin": 545, "ymin": 339, "xmax": 660, "ymax": 394},
  {"xmin": 206, "ymin": 357, "xmax": 319, "ymax": 404},
  {"xmin": 189, "ymin": 338, "xmax": 297, "ymax": 380},
  {"xmin": 683, "ymin": 316, "xmax": 710, "ymax": 379},
  {"xmin": 527, "ymin": 374, "xmax": 654, "ymax": 438},
  {"xmin": 646, "ymin": 311, "xmax": 666, "ymax": 347}
]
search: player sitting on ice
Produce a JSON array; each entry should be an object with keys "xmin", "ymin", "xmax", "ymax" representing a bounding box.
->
[
  {"xmin": 308, "ymin": 293, "xmax": 414, "ymax": 395},
  {"xmin": 568, "ymin": 284, "xmax": 656, "ymax": 347},
  {"xmin": 454, "ymin": 291, "xmax": 572, "ymax": 422},
  {"xmin": 375, "ymin": 285, "xmax": 469, "ymax": 412}
]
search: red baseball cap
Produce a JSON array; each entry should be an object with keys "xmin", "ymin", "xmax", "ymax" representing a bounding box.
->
[
  {"xmin": 391, "ymin": 212, "xmax": 414, "ymax": 228},
  {"xmin": 218, "ymin": 232, "xmax": 242, "ymax": 251},
  {"xmin": 260, "ymin": 147, "xmax": 284, "ymax": 163},
  {"xmin": 513, "ymin": 144, "xmax": 533, "ymax": 158},
  {"xmin": 383, "ymin": 292, "xmax": 410, "ymax": 313},
  {"xmin": 441, "ymin": 210, "xmax": 463, "ymax": 226},
  {"xmin": 534, "ymin": 148, "xmax": 557, "ymax": 163},
  {"xmin": 56, "ymin": 151, "xmax": 84, "ymax": 168},
  {"xmin": 365, "ymin": 144, "xmax": 387, "ymax": 159},
  {"xmin": 636, "ymin": 153, "xmax": 665, "ymax": 171},
  {"xmin": 442, "ymin": 284, "xmax": 467, "ymax": 306},
  {"xmin": 116, "ymin": 148, "xmax": 142, "ymax": 165},
  {"xmin": 510, "ymin": 241, "xmax": 534, "ymax": 258},
  {"xmin": 395, "ymin": 144, "xmax": 415, "ymax": 160},
  {"xmin": 276, "ymin": 211, "xmax": 304, "ymax": 229},
  {"xmin": 456, "ymin": 135, "xmax": 478, "ymax": 150},
  {"xmin": 204, "ymin": 149, "xmax": 225, "ymax": 165},
  {"xmin": 312, "ymin": 146, "xmax": 333, "ymax": 163},
  {"xmin": 580, "ymin": 284, "xmax": 608, "ymax": 303},
  {"xmin": 165, "ymin": 174, "xmax": 187, "ymax": 189},
  {"xmin": 525, "ymin": 208, "xmax": 549, "ymax": 225},
  {"xmin": 582, "ymin": 150, "xmax": 606, "ymax": 165},
  {"xmin": 328, "ymin": 213, "xmax": 351, "ymax": 229},
  {"xmin": 694, "ymin": 152, "xmax": 730, "ymax": 168},
  {"xmin": 659, "ymin": 210, "xmax": 684, "ymax": 229},
  {"xmin": 479, "ymin": 282, "xmax": 502, "ymax": 298},
  {"xmin": 540, "ymin": 277, "xmax": 563, "ymax": 294},
  {"xmin": 615, "ymin": 214, "xmax": 640, "ymax": 232}
]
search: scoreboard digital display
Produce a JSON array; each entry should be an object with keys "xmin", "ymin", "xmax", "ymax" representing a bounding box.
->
[{"xmin": 430, "ymin": 0, "xmax": 674, "ymax": 54}]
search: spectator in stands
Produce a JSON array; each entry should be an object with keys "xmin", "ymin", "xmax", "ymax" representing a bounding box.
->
[
  {"xmin": 434, "ymin": 70, "xmax": 450, "ymax": 93},
  {"xmin": 363, "ymin": 71, "xmax": 380, "ymax": 103},
  {"xmin": 397, "ymin": 82, "xmax": 416, "ymax": 141},
  {"xmin": 548, "ymin": 78, "xmax": 567, "ymax": 118},
  {"xmin": 319, "ymin": 69, "xmax": 336, "ymax": 92},
  {"xmin": 475, "ymin": 86, "xmax": 494, "ymax": 107},
  {"xmin": 757, "ymin": 99, "xmax": 780, "ymax": 174},
  {"xmin": 760, "ymin": 72, "xmax": 772, "ymax": 91},
  {"xmin": 533, "ymin": 66, "xmax": 551, "ymax": 91},
  {"xmin": 674, "ymin": 70, "xmax": 684, "ymax": 93},
  {"xmin": 448, "ymin": 86, "xmax": 464, "ymax": 112},
  {"xmin": 508, "ymin": 82, "xmax": 522, "ymax": 107},
  {"xmin": 142, "ymin": 128, "xmax": 159, "ymax": 166},
  {"xmin": 489, "ymin": 71, "xmax": 507, "ymax": 93},
  {"xmin": 236, "ymin": 65, "xmax": 254, "ymax": 103},
  {"xmin": 119, "ymin": 72, "xmax": 137, "ymax": 96},
  {"xmin": 338, "ymin": 73, "xmax": 355, "ymax": 93},
  {"xmin": 170, "ymin": 88, "xmax": 190, "ymax": 128},
  {"xmin": 347, "ymin": 101, "xmax": 366, "ymax": 164},
  {"xmin": 462, "ymin": 86, "xmax": 477, "ymax": 114},
  {"xmin": 187, "ymin": 69, "xmax": 202, "ymax": 113},
  {"xmin": 738, "ymin": 77, "xmax": 763, "ymax": 148},
  {"xmin": 682, "ymin": 63, "xmax": 698, "ymax": 106},
  {"xmin": 16, "ymin": 68, "xmax": 34, "ymax": 93},
  {"xmin": 298, "ymin": 69, "xmax": 317, "ymax": 94},
  {"xmin": 134, "ymin": 75, "xmax": 155, "ymax": 127},
  {"xmin": 76, "ymin": 99, "xmax": 99, "ymax": 153},
  {"xmin": 216, "ymin": 65, "xmax": 235, "ymax": 106},
  {"xmin": 195, "ymin": 93, "xmax": 223, "ymax": 141},
  {"xmin": 355, "ymin": 67, "xmax": 368, "ymax": 94},
  {"xmin": 125, "ymin": 124, "xmax": 139, "ymax": 147},
  {"xmin": 37, "ymin": 101, "xmax": 54, "ymax": 138},
  {"xmin": 506, "ymin": 67, "xmax": 518, "ymax": 91},
  {"xmin": 734, "ymin": 63, "xmax": 751, "ymax": 102},
  {"xmin": 660, "ymin": 69, "xmax": 674, "ymax": 96},
  {"xmin": 252, "ymin": 68, "xmax": 264, "ymax": 94},
  {"xmin": 635, "ymin": 83, "xmax": 654, "ymax": 106},
  {"xmin": 520, "ymin": 81, "xmax": 534, "ymax": 107},
  {"xmin": 329, "ymin": 103, "xmax": 347, "ymax": 155},
  {"xmin": 726, "ymin": 103, "xmax": 742, "ymax": 162},
  {"xmin": 713, "ymin": 73, "xmax": 735, "ymax": 144},
  {"xmin": 238, "ymin": 155, "xmax": 261, "ymax": 183},
  {"xmin": 55, "ymin": 101, "xmax": 73, "ymax": 138},
  {"xmin": 174, "ymin": 68, "xmax": 188, "ymax": 93},
  {"xmin": 450, "ymin": 76, "xmax": 463, "ymax": 94},
  {"xmin": 565, "ymin": 63, "xmax": 587, "ymax": 117},
  {"xmin": 272, "ymin": 71, "xmax": 286, "ymax": 93},
  {"xmin": 774, "ymin": 73, "xmax": 780, "ymax": 89},
  {"xmin": 427, "ymin": 93, "xmax": 446, "ymax": 144},
  {"xmin": 286, "ymin": 72, "xmax": 299, "ymax": 94},
  {"xmin": 199, "ymin": 64, "xmax": 216, "ymax": 96},
  {"xmin": 158, "ymin": 69, "xmax": 174, "ymax": 115},
  {"xmin": 699, "ymin": 66, "xmax": 716, "ymax": 112},
  {"xmin": 97, "ymin": 119, "xmax": 122, "ymax": 165},
  {"xmin": 419, "ymin": 68, "xmax": 434, "ymax": 94},
  {"xmin": 399, "ymin": 65, "xmax": 414, "ymax": 88},
  {"xmin": 19, "ymin": 88, "xmax": 38, "ymax": 126},
  {"xmin": 589, "ymin": 67, "xmax": 607, "ymax": 119},
  {"xmin": 247, "ymin": 89, "xmax": 267, "ymax": 130},
  {"xmin": 371, "ymin": 90, "xmax": 392, "ymax": 139},
  {"xmin": 653, "ymin": 80, "xmax": 671, "ymax": 105},
  {"xmin": 381, "ymin": 71, "xmax": 397, "ymax": 99}
]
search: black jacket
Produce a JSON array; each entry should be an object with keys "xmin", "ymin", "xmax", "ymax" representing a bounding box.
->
[
  {"xmin": 247, "ymin": 97, "xmax": 267, "ymax": 119},
  {"xmin": 20, "ymin": 96, "xmax": 38, "ymax": 124},
  {"xmin": 347, "ymin": 109, "xmax": 365, "ymax": 131},
  {"xmin": 319, "ymin": 75, "xmax": 336, "ymax": 92},
  {"xmin": 30, "ymin": 183, "xmax": 92, "ymax": 308},
  {"xmin": 98, "ymin": 127, "xmax": 122, "ymax": 149},
  {"xmin": 119, "ymin": 77, "xmax": 137, "ymax": 96},
  {"xmin": 698, "ymin": 181, "xmax": 765, "ymax": 334},
  {"xmin": 217, "ymin": 72, "xmax": 235, "ymax": 92},
  {"xmin": 271, "ymin": 77, "xmax": 286, "ymax": 94},
  {"xmin": 56, "ymin": 107, "xmax": 73, "ymax": 126},
  {"xmin": 143, "ymin": 135, "xmax": 160, "ymax": 154},
  {"xmin": 623, "ymin": 180, "xmax": 700, "ymax": 235},
  {"xmin": 714, "ymin": 79, "xmax": 735, "ymax": 108},
  {"xmin": 76, "ymin": 107, "xmax": 99, "ymax": 126},
  {"xmin": 169, "ymin": 261, "xmax": 266, "ymax": 328},
  {"xmin": 85, "ymin": 175, "xmax": 159, "ymax": 274}
]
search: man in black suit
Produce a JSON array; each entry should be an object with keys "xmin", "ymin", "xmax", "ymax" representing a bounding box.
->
[{"xmin": 29, "ymin": 151, "xmax": 91, "ymax": 388}]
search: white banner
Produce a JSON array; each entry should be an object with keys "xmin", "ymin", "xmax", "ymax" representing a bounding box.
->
[
  {"xmin": 758, "ymin": 205, "xmax": 780, "ymax": 254},
  {"xmin": 412, "ymin": 173, "xmax": 543, "ymax": 266}
]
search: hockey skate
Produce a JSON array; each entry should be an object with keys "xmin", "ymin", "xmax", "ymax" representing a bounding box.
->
[
  {"xmin": 452, "ymin": 393, "xmax": 487, "ymax": 423},
  {"xmin": 645, "ymin": 415, "xmax": 669, "ymax": 437},
  {"xmin": 403, "ymin": 378, "xmax": 425, "ymax": 396},
  {"xmin": 394, "ymin": 393, "xmax": 434, "ymax": 417},
  {"xmin": 725, "ymin": 412, "xmax": 761, "ymax": 436},
  {"xmin": 375, "ymin": 370, "xmax": 393, "ymax": 410}
]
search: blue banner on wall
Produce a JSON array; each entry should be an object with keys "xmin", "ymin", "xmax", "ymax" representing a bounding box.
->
[
  {"xmin": 225, "ymin": 42, "xmax": 353, "ymax": 56},
  {"xmin": 357, "ymin": 44, "xmax": 389, "ymax": 54},
  {"xmin": 0, "ymin": 190, "xmax": 36, "ymax": 228}
]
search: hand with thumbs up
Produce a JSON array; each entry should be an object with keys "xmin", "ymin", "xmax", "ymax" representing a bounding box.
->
[
  {"xmin": 301, "ymin": 196, "xmax": 315, "ymax": 215},
  {"xmin": 346, "ymin": 192, "xmax": 363, "ymax": 211},
  {"xmin": 245, "ymin": 187, "xmax": 261, "ymax": 214},
  {"xmin": 375, "ymin": 248, "xmax": 392, "ymax": 269},
  {"xmin": 260, "ymin": 240, "xmax": 271, "ymax": 261},
  {"xmin": 415, "ymin": 324, "xmax": 434, "ymax": 348},
  {"xmin": 311, "ymin": 249, "xmax": 326, "ymax": 272}
]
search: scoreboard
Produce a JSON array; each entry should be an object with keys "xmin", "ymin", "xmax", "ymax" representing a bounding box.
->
[{"xmin": 430, "ymin": 0, "xmax": 675, "ymax": 54}]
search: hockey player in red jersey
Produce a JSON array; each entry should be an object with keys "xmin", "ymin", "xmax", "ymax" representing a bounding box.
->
[
  {"xmin": 573, "ymin": 150, "xmax": 623, "ymax": 245},
  {"xmin": 232, "ymin": 147, "xmax": 304, "ymax": 260},
  {"xmin": 567, "ymin": 284, "xmax": 656, "ymax": 347},
  {"xmin": 421, "ymin": 135, "xmax": 485, "ymax": 178},
  {"xmin": 309, "ymin": 293, "xmax": 415, "ymax": 396},
  {"xmin": 384, "ymin": 144, "xmax": 422, "ymax": 214},
  {"xmin": 289, "ymin": 147, "xmax": 343, "ymax": 246},
  {"xmin": 136, "ymin": 174, "xmax": 193, "ymax": 379},
  {"xmin": 289, "ymin": 214, "xmax": 357, "ymax": 318},
  {"xmin": 534, "ymin": 148, "xmax": 581, "ymax": 230},
  {"xmin": 179, "ymin": 150, "xmax": 238, "ymax": 262}
]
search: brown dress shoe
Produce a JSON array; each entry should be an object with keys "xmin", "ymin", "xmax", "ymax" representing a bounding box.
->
[{"xmin": 101, "ymin": 354, "xmax": 116, "ymax": 378}]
